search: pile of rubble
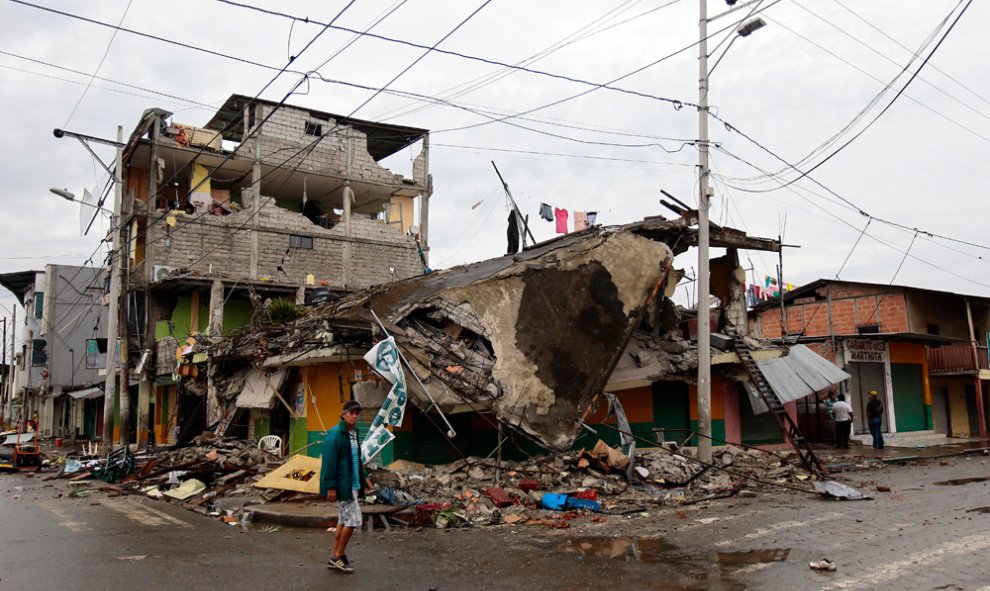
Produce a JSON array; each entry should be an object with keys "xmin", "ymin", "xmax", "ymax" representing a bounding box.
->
[
  {"xmin": 54, "ymin": 436, "xmax": 290, "ymax": 526},
  {"xmin": 44, "ymin": 435, "xmax": 830, "ymax": 531},
  {"xmin": 373, "ymin": 442, "xmax": 817, "ymax": 529}
]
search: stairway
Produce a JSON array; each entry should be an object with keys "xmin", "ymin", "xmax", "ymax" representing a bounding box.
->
[{"xmin": 735, "ymin": 342, "xmax": 826, "ymax": 478}]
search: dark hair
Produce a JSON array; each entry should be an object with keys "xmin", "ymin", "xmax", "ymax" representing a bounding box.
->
[{"xmin": 837, "ymin": 393, "xmax": 845, "ymax": 401}]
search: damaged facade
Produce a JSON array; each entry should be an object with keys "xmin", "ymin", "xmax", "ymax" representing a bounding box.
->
[
  {"xmin": 108, "ymin": 94, "xmax": 432, "ymax": 449},
  {"xmin": 200, "ymin": 214, "xmax": 843, "ymax": 466}
]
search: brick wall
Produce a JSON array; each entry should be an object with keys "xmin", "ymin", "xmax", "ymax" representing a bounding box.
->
[
  {"xmin": 755, "ymin": 283, "xmax": 909, "ymax": 338},
  {"xmin": 145, "ymin": 195, "xmax": 420, "ymax": 289},
  {"xmin": 234, "ymin": 104, "xmax": 425, "ymax": 190}
]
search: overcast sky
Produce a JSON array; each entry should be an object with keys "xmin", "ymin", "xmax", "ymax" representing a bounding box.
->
[{"xmin": 1, "ymin": 0, "xmax": 988, "ymax": 336}]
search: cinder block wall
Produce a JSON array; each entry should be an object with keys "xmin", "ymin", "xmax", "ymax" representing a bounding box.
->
[
  {"xmin": 145, "ymin": 196, "xmax": 421, "ymax": 289},
  {"xmin": 235, "ymin": 104, "xmax": 422, "ymax": 188}
]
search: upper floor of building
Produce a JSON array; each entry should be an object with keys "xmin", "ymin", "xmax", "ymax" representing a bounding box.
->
[{"xmin": 118, "ymin": 95, "xmax": 432, "ymax": 294}]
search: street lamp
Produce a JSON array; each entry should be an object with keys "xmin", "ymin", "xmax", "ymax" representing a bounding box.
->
[
  {"xmin": 696, "ymin": 1, "xmax": 766, "ymax": 463},
  {"xmin": 49, "ymin": 188, "xmax": 114, "ymax": 215}
]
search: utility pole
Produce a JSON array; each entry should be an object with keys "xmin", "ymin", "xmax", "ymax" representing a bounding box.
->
[
  {"xmin": 9, "ymin": 306, "xmax": 14, "ymax": 426},
  {"xmin": 102, "ymin": 126, "xmax": 124, "ymax": 455},
  {"xmin": 696, "ymin": 0, "xmax": 713, "ymax": 463},
  {"xmin": 1, "ymin": 317, "xmax": 6, "ymax": 426}
]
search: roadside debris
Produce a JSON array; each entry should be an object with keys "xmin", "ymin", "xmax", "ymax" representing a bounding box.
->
[
  {"xmin": 812, "ymin": 480, "xmax": 868, "ymax": 500},
  {"xmin": 809, "ymin": 559, "xmax": 837, "ymax": 571}
]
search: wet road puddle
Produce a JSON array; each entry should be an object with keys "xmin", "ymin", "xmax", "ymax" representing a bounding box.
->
[
  {"xmin": 551, "ymin": 536, "xmax": 790, "ymax": 569},
  {"xmin": 933, "ymin": 477, "xmax": 990, "ymax": 486},
  {"xmin": 553, "ymin": 536, "xmax": 676, "ymax": 562},
  {"xmin": 718, "ymin": 548, "xmax": 790, "ymax": 567}
]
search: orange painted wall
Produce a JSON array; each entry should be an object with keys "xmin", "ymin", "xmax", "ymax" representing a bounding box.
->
[
  {"xmin": 689, "ymin": 376, "xmax": 727, "ymax": 421},
  {"xmin": 586, "ymin": 386, "xmax": 653, "ymax": 424},
  {"xmin": 302, "ymin": 361, "xmax": 375, "ymax": 431}
]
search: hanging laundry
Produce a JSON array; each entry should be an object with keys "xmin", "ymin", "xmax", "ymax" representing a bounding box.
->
[
  {"xmin": 539, "ymin": 202, "xmax": 554, "ymax": 222},
  {"xmin": 554, "ymin": 208, "xmax": 569, "ymax": 234},
  {"xmin": 573, "ymin": 211, "xmax": 589, "ymax": 231},
  {"xmin": 587, "ymin": 211, "xmax": 597, "ymax": 225},
  {"xmin": 507, "ymin": 211, "xmax": 520, "ymax": 254}
]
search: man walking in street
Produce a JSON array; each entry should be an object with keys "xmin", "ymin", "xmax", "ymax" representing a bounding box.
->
[
  {"xmin": 320, "ymin": 400, "xmax": 371, "ymax": 574},
  {"xmin": 832, "ymin": 393, "xmax": 854, "ymax": 449},
  {"xmin": 866, "ymin": 390, "xmax": 885, "ymax": 450}
]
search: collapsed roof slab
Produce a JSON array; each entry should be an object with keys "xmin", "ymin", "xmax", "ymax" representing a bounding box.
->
[{"xmin": 330, "ymin": 225, "xmax": 675, "ymax": 450}]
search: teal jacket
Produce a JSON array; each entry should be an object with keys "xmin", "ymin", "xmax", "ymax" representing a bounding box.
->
[{"xmin": 319, "ymin": 420, "xmax": 367, "ymax": 501}]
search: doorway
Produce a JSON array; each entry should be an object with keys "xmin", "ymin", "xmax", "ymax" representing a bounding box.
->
[{"xmin": 849, "ymin": 362, "xmax": 885, "ymax": 433}]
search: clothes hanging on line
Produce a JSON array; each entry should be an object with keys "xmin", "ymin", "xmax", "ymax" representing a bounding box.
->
[
  {"xmin": 573, "ymin": 211, "xmax": 589, "ymax": 231},
  {"xmin": 539, "ymin": 203, "xmax": 554, "ymax": 222},
  {"xmin": 554, "ymin": 208, "xmax": 569, "ymax": 234},
  {"xmin": 587, "ymin": 211, "xmax": 597, "ymax": 225}
]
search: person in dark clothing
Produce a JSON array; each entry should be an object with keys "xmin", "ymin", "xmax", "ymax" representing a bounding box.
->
[
  {"xmin": 866, "ymin": 390, "xmax": 885, "ymax": 449},
  {"xmin": 320, "ymin": 400, "xmax": 371, "ymax": 573}
]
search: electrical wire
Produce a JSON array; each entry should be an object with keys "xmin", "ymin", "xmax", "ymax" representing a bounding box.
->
[
  {"xmin": 724, "ymin": 0, "xmax": 975, "ymax": 193},
  {"xmin": 62, "ymin": 0, "xmax": 133, "ymax": 127}
]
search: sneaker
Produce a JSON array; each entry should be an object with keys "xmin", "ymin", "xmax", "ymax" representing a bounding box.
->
[
  {"xmin": 327, "ymin": 556, "xmax": 354, "ymax": 573},
  {"xmin": 341, "ymin": 555, "xmax": 352, "ymax": 567}
]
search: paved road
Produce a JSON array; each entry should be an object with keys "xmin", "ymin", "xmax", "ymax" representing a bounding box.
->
[{"xmin": 2, "ymin": 456, "xmax": 990, "ymax": 590}]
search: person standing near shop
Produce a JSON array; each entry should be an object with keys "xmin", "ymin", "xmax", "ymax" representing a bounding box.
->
[
  {"xmin": 832, "ymin": 393, "xmax": 854, "ymax": 449},
  {"xmin": 866, "ymin": 390, "xmax": 885, "ymax": 450},
  {"xmin": 321, "ymin": 400, "xmax": 372, "ymax": 573}
]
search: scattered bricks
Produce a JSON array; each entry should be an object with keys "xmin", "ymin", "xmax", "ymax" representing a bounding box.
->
[
  {"xmin": 518, "ymin": 479, "xmax": 541, "ymax": 493},
  {"xmin": 483, "ymin": 486, "xmax": 515, "ymax": 508}
]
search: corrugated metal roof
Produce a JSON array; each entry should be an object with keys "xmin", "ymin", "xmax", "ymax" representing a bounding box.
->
[
  {"xmin": 236, "ymin": 369, "xmax": 288, "ymax": 409},
  {"xmin": 753, "ymin": 345, "xmax": 850, "ymax": 408}
]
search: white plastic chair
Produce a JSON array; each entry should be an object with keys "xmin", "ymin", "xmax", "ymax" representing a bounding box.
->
[{"xmin": 258, "ymin": 435, "xmax": 283, "ymax": 457}]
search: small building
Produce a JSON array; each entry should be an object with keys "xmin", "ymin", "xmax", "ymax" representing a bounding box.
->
[
  {"xmin": 0, "ymin": 266, "xmax": 108, "ymax": 438},
  {"xmin": 751, "ymin": 279, "xmax": 990, "ymax": 442}
]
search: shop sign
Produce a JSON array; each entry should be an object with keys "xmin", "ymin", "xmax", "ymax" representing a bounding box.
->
[{"xmin": 845, "ymin": 339, "xmax": 887, "ymax": 363}]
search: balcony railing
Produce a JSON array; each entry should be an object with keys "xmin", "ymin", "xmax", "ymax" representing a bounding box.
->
[{"xmin": 927, "ymin": 344, "xmax": 990, "ymax": 375}]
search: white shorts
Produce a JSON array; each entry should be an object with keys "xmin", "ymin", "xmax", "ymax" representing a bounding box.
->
[{"xmin": 338, "ymin": 496, "xmax": 362, "ymax": 528}]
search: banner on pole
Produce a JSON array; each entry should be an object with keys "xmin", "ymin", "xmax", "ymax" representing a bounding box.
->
[{"xmin": 361, "ymin": 337, "xmax": 408, "ymax": 460}]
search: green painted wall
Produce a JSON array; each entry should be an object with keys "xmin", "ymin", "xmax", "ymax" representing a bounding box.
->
[
  {"xmin": 289, "ymin": 416, "xmax": 308, "ymax": 456},
  {"xmin": 892, "ymin": 363, "xmax": 926, "ymax": 432},
  {"xmin": 156, "ymin": 298, "xmax": 253, "ymax": 341},
  {"xmin": 222, "ymin": 300, "xmax": 253, "ymax": 334},
  {"xmin": 254, "ymin": 418, "xmax": 271, "ymax": 438},
  {"xmin": 307, "ymin": 430, "xmax": 324, "ymax": 459},
  {"xmin": 924, "ymin": 404, "xmax": 933, "ymax": 430}
]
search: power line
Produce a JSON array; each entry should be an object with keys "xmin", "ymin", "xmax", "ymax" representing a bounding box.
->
[
  {"xmin": 151, "ymin": 0, "xmax": 497, "ymax": 272},
  {"xmin": 792, "ymin": 0, "xmax": 990, "ymax": 127},
  {"xmin": 724, "ymin": 0, "xmax": 976, "ymax": 192},
  {"xmin": 711, "ymin": 147, "xmax": 990, "ymax": 290},
  {"xmin": 62, "ymin": 0, "xmax": 133, "ymax": 127},
  {"xmin": 830, "ymin": 0, "xmax": 990, "ymax": 110},
  {"xmin": 0, "ymin": 50, "xmax": 219, "ymax": 110}
]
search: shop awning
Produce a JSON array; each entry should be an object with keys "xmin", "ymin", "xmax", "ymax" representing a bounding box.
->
[
  {"xmin": 747, "ymin": 345, "xmax": 850, "ymax": 414},
  {"xmin": 69, "ymin": 387, "xmax": 105, "ymax": 400},
  {"xmin": 236, "ymin": 369, "xmax": 288, "ymax": 409}
]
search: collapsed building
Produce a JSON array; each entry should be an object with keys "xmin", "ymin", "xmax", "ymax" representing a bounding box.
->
[{"xmin": 193, "ymin": 215, "xmax": 847, "ymax": 465}]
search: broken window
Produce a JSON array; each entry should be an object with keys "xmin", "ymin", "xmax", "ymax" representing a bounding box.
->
[
  {"xmin": 304, "ymin": 122, "xmax": 323, "ymax": 137},
  {"xmin": 289, "ymin": 234, "xmax": 313, "ymax": 249}
]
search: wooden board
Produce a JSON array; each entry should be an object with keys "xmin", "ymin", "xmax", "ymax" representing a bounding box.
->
[{"xmin": 252, "ymin": 455, "xmax": 322, "ymax": 494}]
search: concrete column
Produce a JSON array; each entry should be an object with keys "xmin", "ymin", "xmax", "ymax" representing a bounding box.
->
[
  {"xmin": 208, "ymin": 279, "xmax": 224, "ymax": 337},
  {"xmin": 249, "ymin": 105, "xmax": 262, "ymax": 280},
  {"xmin": 136, "ymin": 377, "xmax": 151, "ymax": 446},
  {"xmin": 420, "ymin": 133, "xmax": 431, "ymax": 266},
  {"xmin": 342, "ymin": 181, "xmax": 354, "ymax": 289}
]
